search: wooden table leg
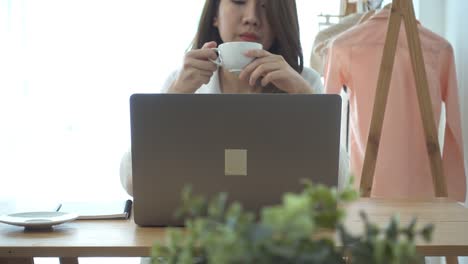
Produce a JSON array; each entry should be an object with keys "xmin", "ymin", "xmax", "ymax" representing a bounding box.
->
[
  {"xmin": 0, "ymin": 258, "xmax": 34, "ymax": 264},
  {"xmin": 446, "ymin": 256, "xmax": 459, "ymax": 264},
  {"xmin": 59, "ymin": 257, "xmax": 79, "ymax": 264}
]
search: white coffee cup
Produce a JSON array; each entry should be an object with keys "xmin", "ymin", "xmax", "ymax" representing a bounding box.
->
[{"xmin": 212, "ymin": 42, "xmax": 263, "ymax": 73}]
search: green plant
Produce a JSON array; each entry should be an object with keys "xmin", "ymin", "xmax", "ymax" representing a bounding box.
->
[{"xmin": 152, "ymin": 179, "xmax": 433, "ymax": 264}]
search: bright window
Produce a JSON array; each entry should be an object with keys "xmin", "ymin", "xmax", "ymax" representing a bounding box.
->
[{"xmin": 0, "ymin": 0, "xmax": 340, "ymax": 202}]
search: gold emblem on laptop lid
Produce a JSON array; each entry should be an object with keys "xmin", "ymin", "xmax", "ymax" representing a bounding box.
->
[{"xmin": 224, "ymin": 149, "xmax": 247, "ymax": 176}]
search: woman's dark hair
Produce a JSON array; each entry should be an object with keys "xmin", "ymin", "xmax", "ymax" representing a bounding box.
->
[{"xmin": 192, "ymin": 0, "xmax": 303, "ymax": 93}]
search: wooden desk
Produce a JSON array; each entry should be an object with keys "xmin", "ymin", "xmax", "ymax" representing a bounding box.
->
[
  {"xmin": 1, "ymin": 198, "xmax": 468, "ymax": 264},
  {"xmin": 344, "ymin": 198, "xmax": 468, "ymax": 257}
]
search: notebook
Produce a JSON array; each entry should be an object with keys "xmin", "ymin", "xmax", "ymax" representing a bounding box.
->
[
  {"xmin": 130, "ymin": 94, "xmax": 342, "ymax": 226},
  {"xmin": 57, "ymin": 199, "xmax": 132, "ymax": 220}
]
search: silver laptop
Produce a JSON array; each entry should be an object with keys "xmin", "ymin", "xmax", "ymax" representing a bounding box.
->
[{"xmin": 130, "ymin": 94, "xmax": 341, "ymax": 226}]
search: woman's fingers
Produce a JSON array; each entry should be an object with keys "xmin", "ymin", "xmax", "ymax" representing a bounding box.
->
[
  {"xmin": 238, "ymin": 50, "xmax": 312, "ymax": 93},
  {"xmin": 170, "ymin": 42, "xmax": 218, "ymax": 93},
  {"xmin": 183, "ymin": 68, "xmax": 212, "ymax": 84},
  {"xmin": 186, "ymin": 48, "xmax": 218, "ymax": 61},
  {"xmin": 247, "ymin": 62, "xmax": 281, "ymax": 86},
  {"xmin": 202, "ymin": 41, "xmax": 218, "ymax": 49},
  {"xmin": 198, "ymin": 69, "xmax": 214, "ymax": 78},
  {"xmin": 261, "ymin": 70, "xmax": 284, "ymax": 87},
  {"xmin": 244, "ymin": 49, "xmax": 271, "ymax": 59},
  {"xmin": 240, "ymin": 51, "xmax": 283, "ymax": 83},
  {"xmin": 184, "ymin": 57, "xmax": 218, "ymax": 72}
]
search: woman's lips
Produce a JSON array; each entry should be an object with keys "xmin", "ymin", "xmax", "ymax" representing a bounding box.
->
[{"xmin": 240, "ymin": 34, "xmax": 259, "ymax": 42}]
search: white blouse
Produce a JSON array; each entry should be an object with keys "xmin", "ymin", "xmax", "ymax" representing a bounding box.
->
[{"xmin": 161, "ymin": 66, "xmax": 324, "ymax": 94}]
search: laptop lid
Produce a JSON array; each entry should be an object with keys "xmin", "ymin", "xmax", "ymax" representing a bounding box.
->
[{"xmin": 130, "ymin": 94, "xmax": 341, "ymax": 226}]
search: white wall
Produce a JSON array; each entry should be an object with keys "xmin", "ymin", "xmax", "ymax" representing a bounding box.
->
[
  {"xmin": 418, "ymin": 1, "xmax": 468, "ymax": 263},
  {"xmin": 444, "ymin": 0, "xmax": 468, "ymax": 186},
  {"xmin": 417, "ymin": 0, "xmax": 446, "ymax": 36},
  {"xmin": 416, "ymin": 0, "xmax": 468, "ymax": 201},
  {"xmin": 444, "ymin": 0, "xmax": 468, "ymax": 208}
]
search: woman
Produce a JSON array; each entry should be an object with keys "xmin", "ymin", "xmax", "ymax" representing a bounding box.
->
[
  {"xmin": 166, "ymin": 0, "xmax": 322, "ymax": 95},
  {"xmin": 121, "ymin": 0, "xmax": 348, "ymax": 196}
]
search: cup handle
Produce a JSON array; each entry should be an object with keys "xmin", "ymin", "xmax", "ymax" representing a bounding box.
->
[{"xmin": 210, "ymin": 48, "xmax": 222, "ymax": 66}]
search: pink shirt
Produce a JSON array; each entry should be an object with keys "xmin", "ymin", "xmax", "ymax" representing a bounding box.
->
[{"xmin": 324, "ymin": 9, "xmax": 466, "ymax": 202}]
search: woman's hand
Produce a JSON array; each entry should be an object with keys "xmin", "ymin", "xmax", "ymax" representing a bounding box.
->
[
  {"xmin": 169, "ymin": 41, "xmax": 218, "ymax": 93},
  {"xmin": 239, "ymin": 49, "xmax": 314, "ymax": 94}
]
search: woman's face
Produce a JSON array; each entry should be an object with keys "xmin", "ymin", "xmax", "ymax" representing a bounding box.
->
[{"xmin": 213, "ymin": 0, "xmax": 274, "ymax": 50}]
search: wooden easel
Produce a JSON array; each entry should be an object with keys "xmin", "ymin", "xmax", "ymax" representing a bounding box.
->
[
  {"xmin": 358, "ymin": 0, "xmax": 457, "ymax": 263},
  {"xmin": 360, "ymin": 0, "xmax": 447, "ymax": 199}
]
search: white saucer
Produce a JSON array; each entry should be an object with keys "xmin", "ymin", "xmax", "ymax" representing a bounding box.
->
[{"xmin": 0, "ymin": 211, "xmax": 78, "ymax": 230}]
